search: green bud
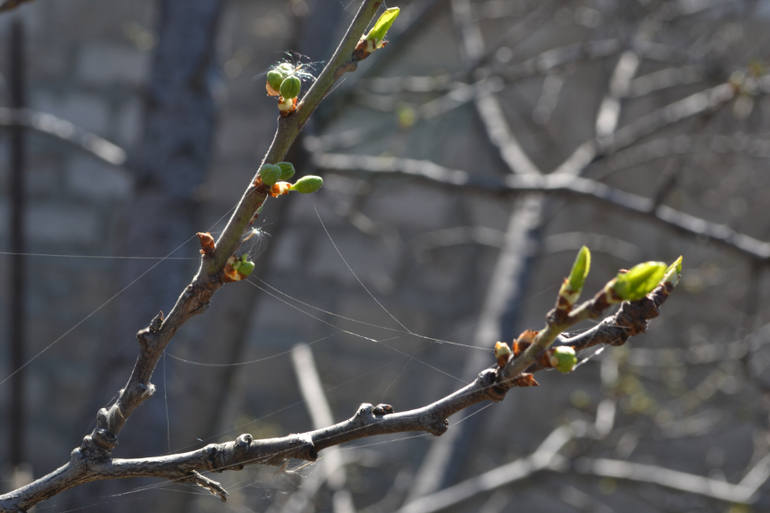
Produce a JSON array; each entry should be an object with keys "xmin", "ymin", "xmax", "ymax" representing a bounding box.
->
[
  {"xmin": 276, "ymin": 161, "xmax": 296, "ymax": 181},
  {"xmin": 661, "ymin": 256, "xmax": 683, "ymax": 287},
  {"xmin": 365, "ymin": 7, "xmax": 400, "ymax": 46},
  {"xmin": 613, "ymin": 261, "xmax": 667, "ymax": 301},
  {"xmin": 559, "ymin": 246, "xmax": 591, "ymax": 305},
  {"xmin": 277, "ymin": 62, "xmax": 295, "ymax": 75},
  {"xmin": 290, "ymin": 175, "xmax": 323, "ymax": 194},
  {"xmin": 551, "ymin": 346, "xmax": 578, "ymax": 374},
  {"xmin": 266, "ymin": 69, "xmax": 284, "ymax": 94},
  {"xmin": 238, "ymin": 259, "xmax": 255, "ymax": 277},
  {"xmin": 259, "ymin": 164, "xmax": 281, "ymax": 186},
  {"xmin": 280, "ymin": 75, "xmax": 301, "ymax": 99}
]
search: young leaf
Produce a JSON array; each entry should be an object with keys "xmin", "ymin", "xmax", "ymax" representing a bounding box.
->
[
  {"xmin": 613, "ymin": 261, "xmax": 667, "ymax": 301},
  {"xmin": 661, "ymin": 255, "xmax": 683, "ymax": 286},
  {"xmin": 365, "ymin": 7, "xmax": 400, "ymax": 46}
]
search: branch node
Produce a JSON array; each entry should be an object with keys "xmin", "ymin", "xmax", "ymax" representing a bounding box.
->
[
  {"xmin": 145, "ymin": 383, "xmax": 158, "ymax": 399},
  {"xmin": 68, "ymin": 447, "xmax": 87, "ymax": 470},
  {"xmin": 354, "ymin": 402, "xmax": 375, "ymax": 420},
  {"xmin": 149, "ymin": 311, "xmax": 164, "ymax": 334},
  {"xmin": 225, "ymin": 433, "xmax": 254, "ymax": 469},
  {"xmin": 235, "ymin": 433, "xmax": 253, "ymax": 448},
  {"xmin": 426, "ymin": 417, "xmax": 449, "ymax": 436},
  {"xmin": 373, "ymin": 403, "xmax": 394, "ymax": 416},
  {"xmin": 298, "ymin": 434, "xmax": 318, "ymax": 461}
]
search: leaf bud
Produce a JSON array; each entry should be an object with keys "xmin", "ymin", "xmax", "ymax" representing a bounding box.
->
[
  {"xmin": 276, "ymin": 161, "xmax": 296, "ymax": 181},
  {"xmin": 290, "ymin": 175, "xmax": 324, "ymax": 194},
  {"xmin": 259, "ymin": 164, "xmax": 282, "ymax": 186},
  {"xmin": 612, "ymin": 261, "xmax": 667, "ymax": 301},
  {"xmin": 237, "ymin": 259, "xmax": 255, "ymax": 278},
  {"xmin": 365, "ymin": 7, "xmax": 400, "ymax": 48},
  {"xmin": 280, "ymin": 75, "xmax": 301, "ymax": 99},
  {"xmin": 550, "ymin": 346, "xmax": 578, "ymax": 374},
  {"xmin": 266, "ymin": 70, "xmax": 284, "ymax": 96},
  {"xmin": 494, "ymin": 341, "xmax": 512, "ymax": 368}
]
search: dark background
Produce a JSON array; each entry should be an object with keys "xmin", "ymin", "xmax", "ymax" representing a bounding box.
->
[{"xmin": 1, "ymin": 1, "xmax": 770, "ymax": 512}]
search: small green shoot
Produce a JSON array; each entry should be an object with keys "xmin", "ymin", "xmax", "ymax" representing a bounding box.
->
[{"xmin": 613, "ymin": 261, "xmax": 667, "ymax": 301}]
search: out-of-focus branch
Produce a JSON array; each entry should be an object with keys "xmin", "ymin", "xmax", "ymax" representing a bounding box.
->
[
  {"xmin": 285, "ymin": 344, "xmax": 355, "ymax": 513},
  {"xmin": 553, "ymin": 81, "xmax": 735, "ymax": 176},
  {"xmin": 396, "ymin": 421, "xmax": 591, "ymax": 513},
  {"xmin": 0, "ymin": 0, "xmax": 33, "ymax": 13},
  {"xmin": 412, "ymin": 228, "xmax": 641, "ymax": 263},
  {"xmin": 314, "ymin": 151, "xmax": 770, "ymax": 263},
  {"xmin": 0, "ymin": 107, "xmax": 130, "ymax": 168},
  {"xmin": 573, "ymin": 454, "xmax": 770, "ymax": 504}
]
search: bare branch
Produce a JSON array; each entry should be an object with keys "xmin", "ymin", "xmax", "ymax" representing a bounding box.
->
[
  {"xmin": 0, "ymin": 107, "xmax": 130, "ymax": 168},
  {"xmin": 553, "ymin": 82, "xmax": 735, "ymax": 176},
  {"xmin": 287, "ymin": 344, "xmax": 355, "ymax": 513},
  {"xmin": 313, "ymin": 152, "xmax": 770, "ymax": 263},
  {"xmin": 573, "ymin": 455, "xmax": 769, "ymax": 504},
  {"xmin": 0, "ymin": 0, "xmax": 32, "ymax": 13}
]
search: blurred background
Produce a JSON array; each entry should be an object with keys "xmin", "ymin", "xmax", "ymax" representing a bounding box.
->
[{"xmin": 1, "ymin": 0, "xmax": 770, "ymax": 512}]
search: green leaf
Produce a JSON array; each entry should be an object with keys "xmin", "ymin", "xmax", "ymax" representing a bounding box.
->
[
  {"xmin": 365, "ymin": 7, "xmax": 400, "ymax": 45},
  {"xmin": 238, "ymin": 259, "xmax": 255, "ymax": 277},
  {"xmin": 291, "ymin": 175, "xmax": 324, "ymax": 194},
  {"xmin": 661, "ymin": 255, "xmax": 683, "ymax": 286},
  {"xmin": 613, "ymin": 261, "xmax": 667, "ymax": 301}
]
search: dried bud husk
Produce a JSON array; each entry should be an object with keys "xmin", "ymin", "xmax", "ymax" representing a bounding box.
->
[{"xmin": 270, "ymin": 181, "xmax": 293, "ymax": 197}]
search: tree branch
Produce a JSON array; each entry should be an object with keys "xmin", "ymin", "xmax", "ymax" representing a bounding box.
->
[
  {"xmin": 313, "ymin": 152, "xmax": 770, "ymax": 263},
  {"xmin": 0, "ymin": 1, "xmax": 386, "ymax": 511},
  {"xmin": 0, "ymin": 107, "xmax": 130, "ymax": 168},
  {"xmin": 1, "ymin": 274, "xmax": 676, "ymax": 512}
]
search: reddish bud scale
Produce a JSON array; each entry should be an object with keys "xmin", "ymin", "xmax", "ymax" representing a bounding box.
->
[
  {"xmin": 270, "ymin": 182, "xmax": 292, "ymax": 197},
  {"xmin": 196, "ymin": 232, "xmax": 215, "ymax": 256},
  {"xmin": 512, "ymin": 373, "xmax": 539, "ymax": 387}
]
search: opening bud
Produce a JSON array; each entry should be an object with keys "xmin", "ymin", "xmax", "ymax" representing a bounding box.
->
[
  {"xmin": 258, "ymin": 164, "xmax": 282, "ymax": 186},
  {"xmin": 290, "ymin": 175, "xmax": 324, "ymax": 194},
  {"xmin": 550, "ymin": 346, "xmax": 577, "ymax": 374}
]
